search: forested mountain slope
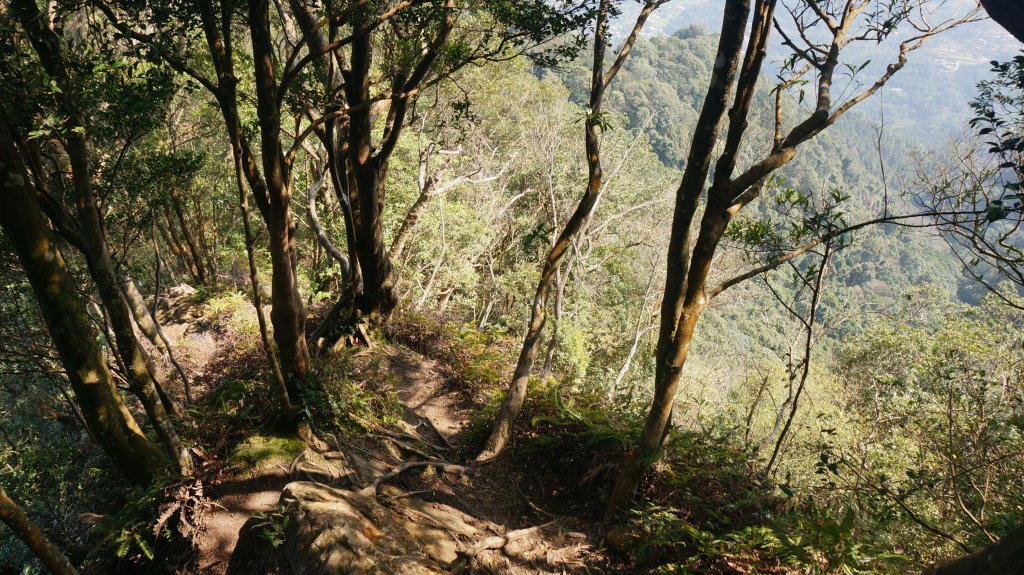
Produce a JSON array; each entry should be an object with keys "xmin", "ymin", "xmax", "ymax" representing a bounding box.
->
[
  {"xmin": 613, "ymin": 0, "xmax": 1021, "ymax": 141},
  {"xmin": 0, "ymin": 1, "xmax": 1022, "ymax": 574}
]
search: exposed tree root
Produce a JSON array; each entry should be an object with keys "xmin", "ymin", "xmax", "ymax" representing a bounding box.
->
[
  {"xmin": 461, "ymin": 520, "xmax": 560, "ymax": 560},
  {"xmin": 362, "ymin": 458, "xmax": 468, "ymax": 497}
]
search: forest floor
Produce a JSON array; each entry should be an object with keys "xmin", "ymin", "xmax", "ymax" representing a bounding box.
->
[{"xmin": 152, "ymin": 287, "xmax": 623, "ymax": 574}]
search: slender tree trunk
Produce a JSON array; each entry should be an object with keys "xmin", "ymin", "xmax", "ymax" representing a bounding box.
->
[
  {"xmin": 123, "ymin": 278, "xmax": 166, "ymax": 353},
  {"xmin": 390, "ymin": 189, "xmax": 431, "ymax": 263},
  {"xmin": 765, "ymin": 244, "xmax": 831, "ymax": 474},
  {"xmin": 193, "ymin": 195, "xmax": 217, "ymax": 284},
  {"xmin": 542, "ymin": 258, "xmax": 572, "ymax": 372},
  {"xmin": 152, "ymin": 222, "xmax": 174, "ymax": 292},
  {"xmin": 477, "ymin": 0, "xmax": 630, "ymax": 461},
  {"xmin": 232, "ymin": 150, "xmax": 294, "ymax": 413},
  {"xmin": 162, "ymin": 208, "xmax": 202, "ymax": 284},
  {"xmin": 248, "ymin": 0, "xmax": 311, "ymax": 392},
  {"xmin": 606, "ymin": 0, "xmax": 774, "ymax": 515},
  {"xmin": 123, "ymin": 278, "xmax": 193, "ymax": 404},
  {"xmin": 169, "ymin": 190, "xmax": 207, "ymax": 284},
  {"xmin": 0, "ymin": 120, "xmax": 167, "ymax": 484},
  {"xmin": 154, "ymin": 219, "xmax": 185, "ymax": 283},
  {"xmin": 190, "ymin": 0, "xmax": 306, "ymax": 399},
  {"xmin": 610, "ymin": 264, "xmax": 658, "ymax": 402},
  {"xmin": 0, "ymin": 485, "xmax": 80, "ymax": 575},
  {"xmin": 10, "ymin": 0, "xmax": 191, "ymax": 476}
]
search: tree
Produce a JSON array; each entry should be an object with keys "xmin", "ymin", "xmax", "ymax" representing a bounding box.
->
[
  {"xmin": 918, "ymin": 54, "xmax": 1024, "ymax": 308},
  {"xmin": 606, "ymin": 0, "xmax": 981, "ymax": 518},
  {"xmin": 0, "ymin": 485, "xmax": 79, "ymax": 575},
  {"xmin": 477, "ymin": 0, "xmax": 668, "ymax": 462},
  {"xmin": 7, "ymin": 0, "xmax": 191, "ymax": 475},
  {"xmin": 97, "ymin": 0, "xmax": 595, "ymax": 404},
  {"xmin": 980, "ymin": 0, "xmax": 1024, "ymax": 42},
  {"xmin": 285, "ymin": 0, "xmax": 598, "ymax": 333},
  {"xmin": 912, "ymin": 50, "xmax": 1024, "ymax": 575},
  {"xmin": 0, "ymin": 121, "xmax": 168, "ymax": 485}
]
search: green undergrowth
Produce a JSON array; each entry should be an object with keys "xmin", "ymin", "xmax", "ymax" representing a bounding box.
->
[
  {"xmin": 305, "ymin": 349, "xmax": 404, "ymax": 436},
  {"xmin": 389, "ymin": 310, "xmax": 518, "ymax": 399},
  {"xmin": 388, "ymin": 311, "xmax": 910, "ymax": 574}
]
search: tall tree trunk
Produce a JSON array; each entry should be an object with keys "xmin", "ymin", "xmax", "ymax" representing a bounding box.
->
[
  {"xmin": 11, "ymin": 0, "xmax": 191, "ymax": 476},
  {"xmin": 248, "ymin": 0, "xmax": 310, "ymax": 392},
  {"xmin": 155, "ymin": 216, "xmax": 190, "ymax": 282},
  {"xmin": 0, "ymin": 485, "xmax": 80, "ymax": 575},
  {"xmin": 233, "ymin": 150, "xmax": 293, "ymax": 413},
  {"xmin": 477, "ymin": 0, "xmax": 648, "ymax": 461},
  {"xmin": 0, "ymin": 121, "xmax": 167, "ymax": 485},
  {"xmin": 345, "ymin": 26, "xmax": 398, "ymax": 322},
  {"xmin": 607, "ymin": 0, "xmax": 785, "ymax": 518}
]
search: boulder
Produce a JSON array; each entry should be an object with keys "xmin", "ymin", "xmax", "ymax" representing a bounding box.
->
[{"xmin": 279, "ymin": 481, "xmax": 475, "ymax": 575}]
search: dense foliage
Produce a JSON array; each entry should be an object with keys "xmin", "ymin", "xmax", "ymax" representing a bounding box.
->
[{"xmin": 0, "ymin": 0, "xmax": 1021, "ymax": 574}]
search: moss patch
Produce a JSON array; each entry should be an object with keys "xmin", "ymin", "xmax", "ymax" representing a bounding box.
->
[{"xmin": 230, "ymin": 434, "xmax": 306, "ymax": 472}]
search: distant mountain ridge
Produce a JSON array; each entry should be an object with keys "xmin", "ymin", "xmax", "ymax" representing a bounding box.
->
[{"xmin": 609, "ymin": 0, "xmax": 1022, "ymax": 143}]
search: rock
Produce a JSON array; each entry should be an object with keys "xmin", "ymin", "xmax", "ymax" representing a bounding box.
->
[
  {"xmin": 604, "ymin": 523, "xmax": 641, "ymax": 557},
  {"xmin": 168, "ymin": 283, "xmax": 197, "ymax": 299},
  {"xmin": 280, "ymin": 481, "xmax": 470, "ymax": 575}
]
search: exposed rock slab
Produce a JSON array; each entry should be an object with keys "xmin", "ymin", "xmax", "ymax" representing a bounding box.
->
[{"xmin": 280, "ymin": 481, "xmax": 475, "ymax": 575}]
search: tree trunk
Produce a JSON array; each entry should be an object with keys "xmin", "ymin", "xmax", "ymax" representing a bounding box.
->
[
  {"xmin": 169, "ymin": 190, "xmax": 207, "ymax": 284},
  {"xmin": 10, "ymin": 0, "xmax": 191, "ymax": 476},
  {"xmin": 606, "ymin": 0, "xmax": 754, "ymax": 518},
  {"xmin": 476, "ymin": 0, "xmax": 622, "ymax": 462},
  {"xmin": 0, "ymin": 485, "xmax": 80, "ymax": 575},
  {"xmin": 0, "ymin": 120, "xmax": 167, "ymax": 485},
  {"xmin": 162, "ymin": 207, "xmax": 202, "ymax": 284},
  {"xmin": 926, "ymin": 526, "xmax": 1024, "ymax": 575},
  {"xmin": 123, "ymin": 278, "xmax": 193, "ymax": 404},
  {"xmin": 248, "ymin": 0, "xmax": 311, "ymax": 393},
  {"xmin": 347, "ymin": 110, "xmax": 397, "ymax": 322},
  {"xmin": 233, "ymin": 149, "xmax": 293, "ymax": 413},
  {"xmin": 123, "ymin": 278, "xmax": 166, "ymax": 353}
]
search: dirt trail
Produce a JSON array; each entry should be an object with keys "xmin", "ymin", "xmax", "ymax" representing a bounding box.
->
[
  {"xmin": 153, "ymin": 288, "xmax": 608, "ymax": 573},
  {"xmin": 193, "ymin": 471, "xmax": 290, "ymax": 574},
  {"xmin": 148, "ymin": 287, "xmax": 289, "ymax": 575},
  {"xmin": 383, "ymin": 346, "xmax": 471, "ymax": 443}
]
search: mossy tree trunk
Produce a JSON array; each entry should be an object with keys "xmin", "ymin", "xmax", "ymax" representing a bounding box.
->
[
  {"xmin": 10, "ymin": 0, "xmax": 191, "ymax": 476},
  {"xmin": 0, "ymin": 485, "xmax": 80, "ymax": 575},
  {"xmin": 0, "ymin": 121, "xmax": 168, "ymax": 485}
]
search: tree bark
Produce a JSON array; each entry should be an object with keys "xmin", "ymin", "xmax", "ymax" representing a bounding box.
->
[
  {"xmin": 344, "ymin": 27, "xmax": 398, "ymax": 323},
  {"xmin": 0, "ymin": 120, "xmax": 167, "ymax": 485},
  {"xmin": 162, "ymin": 207, "xmax": 202, "ymax": 284},
  {"xmin": 123, "ymin": 277, "xmax": 193, "ymax": 404},
  {"xmin": 169, "ymin": 190, "xmax": 207, "ymax": 284},
  {"xmin": 11, "ymin": 0, "xmax": 191, "ymax": 476},
  {"xmin": 926, "ymin": 525, "xmax": 1024, "ymax": 575},
  {"xmin": 477, "ymin": 0, "xmax": 662, "ymax": 462},
  {"xmin": 606, "ymin": 0, "xmax": 755, "ymax": 518},
  {"xmin": 0, "ymin": 485, "xmax": 80, "ymax": 575},
  {"xmin": 248, "ymin": 0, "xmax": 311, "ymax": 393},
  {"xmin": 981, "ymin": 0, "xmax": 1024, "ymax": 42},
  {"xmin": 123, "ymin": 278, "xmax": 166, "ymax": 353},
  {"xmin": 232, "ymin": 148, "xmax": 294, "ymax": 413}
]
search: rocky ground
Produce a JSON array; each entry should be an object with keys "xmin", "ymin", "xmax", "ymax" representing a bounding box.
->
[{"xmin": 152, "ymin": 287, "xmax": 619, "ymax": 574}]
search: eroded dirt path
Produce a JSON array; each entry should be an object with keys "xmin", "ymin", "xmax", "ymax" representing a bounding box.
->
[{"xmin": 154, "ymin": 289, "xmax": 611, "ymax": 573}]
